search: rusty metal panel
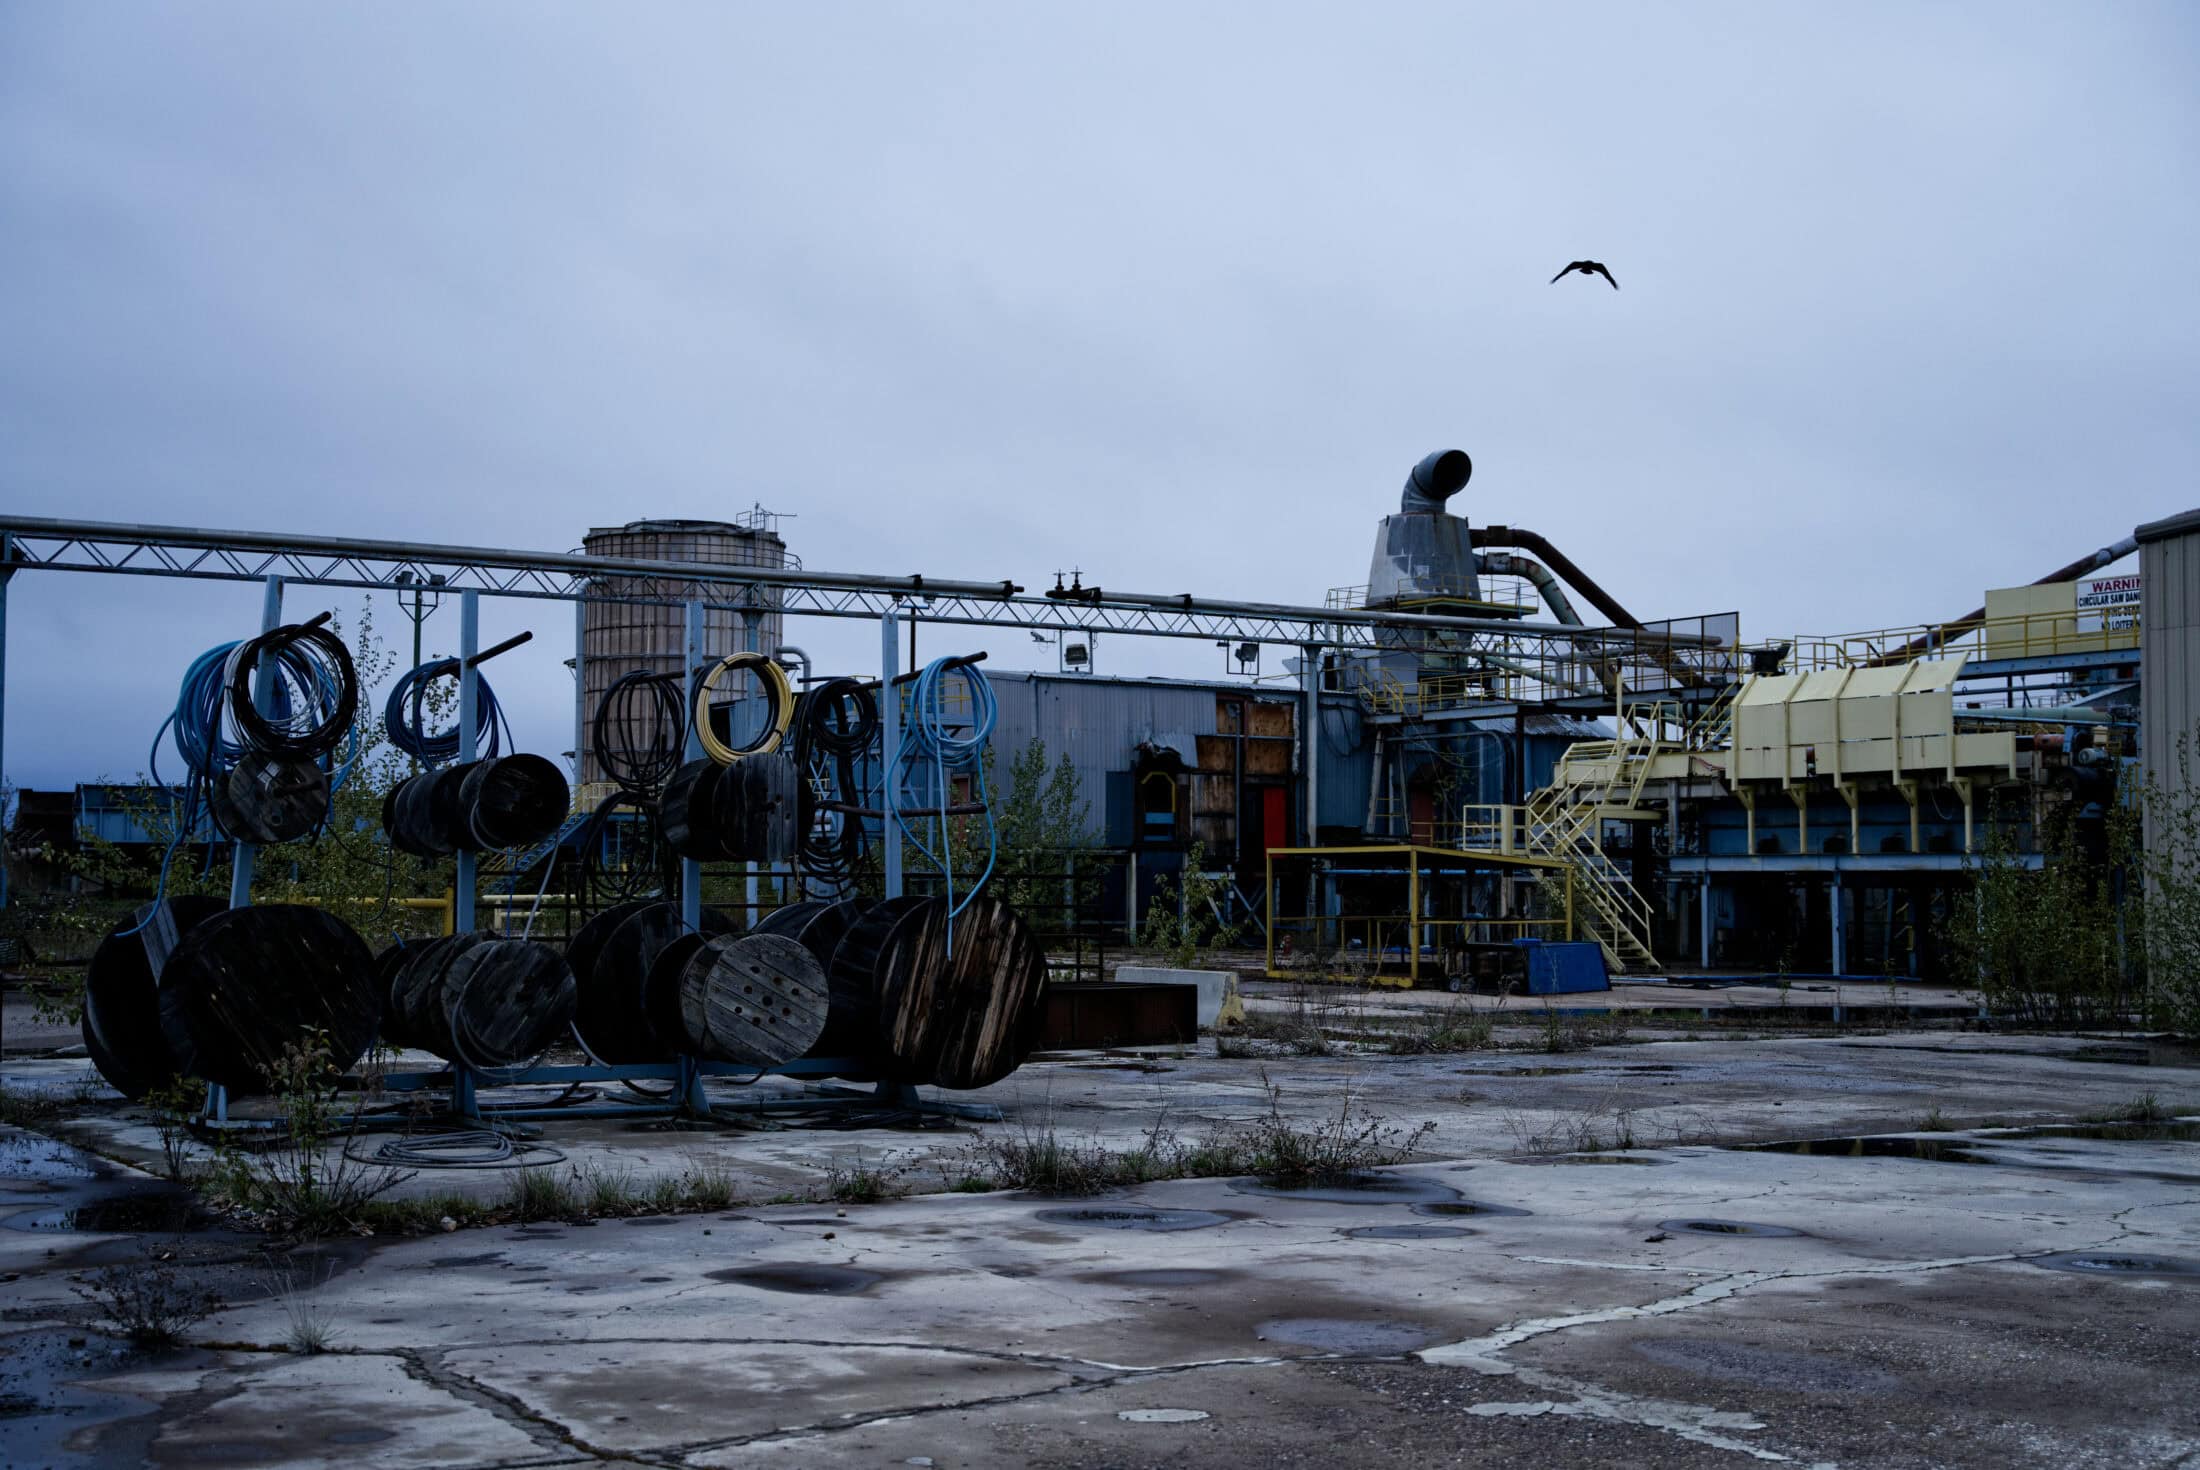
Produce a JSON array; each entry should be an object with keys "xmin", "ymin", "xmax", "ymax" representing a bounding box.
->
[
  {"xmin": 1039, "ymin": 982, "xmax": 1198, "ymax": 1048},
  {"xmin": 1194, "ymin": 734, "xmax": 1236, "ymax": 772},
  {"xmin": 1245, "ymin": 739, "xmax": 1293, "ymax": 776},
  {"xmin": 1247, "ymin": 702, "xmax": 1294, "ymax": 738}
]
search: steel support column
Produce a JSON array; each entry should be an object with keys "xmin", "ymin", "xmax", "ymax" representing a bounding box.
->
[{"xmin": 229, "ymin": 575, "xmax": 286, "ymax": 909}]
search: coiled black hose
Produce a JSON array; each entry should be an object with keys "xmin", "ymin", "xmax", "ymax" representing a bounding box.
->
[
  {"xmin": 573, "ymin": 788, "xmax": 674, "ymax": 908},
  {"xmin": 226, "ymin": 622, "xmax": 359, "ymax": 760},
  {"xmin": 790, "ymin": 677, "xmax": 879, "ymax": 886},
  {"xmin": 593, "ymin": 671, "xmax": 687, "ymax": 796},
  {"xmin": 384, "ymin": 658, "xmax": 504, "ymax": 764}
]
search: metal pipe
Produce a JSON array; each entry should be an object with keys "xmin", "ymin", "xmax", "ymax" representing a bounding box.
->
[
  {"xmin": 455, "ymin": 591, "xmax": 479, "ymax": 934},
  {"xmin": 1875, "ymin": 534, "xmax": 2141, "ymax": 665},
  {"xmin": 774, "ymin": 645, "xmax": 812, "ymax": 687},
  {"xmin": 1470, "ymin": 526, "xmax": 1640, "ymax": 627},
  {"xmin": 880, "ymin": 606, "xmax": 902, "ymax": 899},
  {"xmin": 1475, "ymin": 551, "xmax": 1582, "ymax": 625},
  {"xmin": 1400, "ymin": 449, "xmax": 1473, "ymax": 514},
  {"xmin": 229, "ymin": 575, "xmax": 286, "ymax": 909},
  {"xmin": 681, "ymin": 601, "xmax": 705, "ymax": 933}
]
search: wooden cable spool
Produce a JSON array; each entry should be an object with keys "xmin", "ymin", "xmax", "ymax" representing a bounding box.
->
[
  {"xmin": 211, "ymin": 752, "xmax": 329, "ymax": 843},
  {"xmin": 155, "ymin": 905, "xmax": 380, "ymax": 1094},
  {"xmin": 81, "ymin": 896, "xmax": 226, "ymax": 1100},
  {"xmin": 567, "ymin": 899, "xmax": 735, "ymax": 1063},
  {"xmin": 372, "ymin": 940, "xmax": 419, "ymax": 1049},
  {"xmin": 752, "ymin": 900, "xmax": 827, "ymax": 940},
  {"xmin": 457, "ymin": 754, "xmax": 571, "ymax": 850},
  {"xmin": 438, "ymin": 939, "xmax": 578, "ymax": 1069},
  {"xmin": 655, "ymin": 758, "xmax": 724, "ymax": 861},
  {"xmin": 820, "ymin": 896, "xmax": 925, "ymax": 1075},
  {"xmin": 387, "ymin": 765, "xmax": 468, "ymax": 857},
  {"xmin": 730, "ymin": 755, "xmax": 801, "ymax": 862},
  {"xmin": 766, "ymin": 897, "xmax": 876, "ymax": 1060},
  {"xmin": 872, "ymin": 895, "xmax": 1048, "ymax": 1090},
  {"xmin": 387, "ymin": 932, "xmax": 495, "ymax": 1059},
  {"xmin": 675, "ymin": 933, "xmax": 829, "ymax": 1067},
  {"xmin": 640, "ymin": 930, "xmax": 713, "ymax": 1055}
]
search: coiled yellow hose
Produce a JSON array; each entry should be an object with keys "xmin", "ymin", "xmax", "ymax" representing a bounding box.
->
[{"xmin": 693, "ymin": 652, "xmax": 793, "ymax": 764}]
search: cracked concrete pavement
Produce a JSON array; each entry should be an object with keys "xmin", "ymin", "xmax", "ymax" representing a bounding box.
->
[{"xmin": 4, "ymin": 1025, "xmax": 2199, "ymax": 1467}]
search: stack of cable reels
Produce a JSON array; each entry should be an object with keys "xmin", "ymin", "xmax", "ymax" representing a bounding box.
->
[
  {"xmin": 755, "ymin": 897, "xmax": 879, "ymax": 1071},
  {"xmin": 566, "ymin": 899, "xmax": 737, "ymax": 1064},
  {"xmin": 655, "ymin": 753, "xmax": 802, "ymax": 864},
  {"xmin": 155, "ymin": 905, "xmax": 381, "ymax": 1095},
  {"xmin": 80, "ymin": 897, "xmax": 227, "ymax": 1099},
  {"xmin": 666, "ymin": 933, "xmax": 830, "ymax": 1067},
  {"xmin": 869, "ymin": 895, "xmax": 1049, "ymax": 1090},
  {"xmin": 385, "ymin": 755, "xmax": 568, "ymax": 856},
  {"xmin": 384, "ymin": 934, "xmax": 577, "ymax": 1069}
]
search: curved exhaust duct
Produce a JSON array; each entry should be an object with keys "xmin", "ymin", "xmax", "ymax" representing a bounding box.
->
[
  {"xmin": 1400, "ymin": 449, "xmax": 1473, "ymax": 515},
  {"xmin": 1469, "ymin": 525, "xmax": 1640, "ymax": 628},
  {"xmin": 1367, "ymin": 449, "xmax": 1480, "ymax": 609},
  {"xmin": 1475, "ymin": 551, "xmax": 1582, "ymax": 626}
]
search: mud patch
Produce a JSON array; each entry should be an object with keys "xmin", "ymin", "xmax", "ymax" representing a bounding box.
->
[
  {"xmin": 1258, "ymin": 1317, "xmax": 1440, "ymax": 1354},
  {"xmin": 1659, "ymin": 1218, "xmax": 1803, "ymax": 1238},
  {"xmin": 1412, "ymin": 1200, "xmax": 1531, "ymax": 1219},
  {"xmin": 1229, "ymin": 1173, "xmax": 1460, "ymax": 1206},
  {"xmin": 707, "ymin": 1263, "xmax": 884, "ymax": 1295},
  {"xmin": 7, "ymin": 1188, "xmax": 199, "ymax": 1233},
  {"xmin": 1033, "ymin": 1206, "xmax": 1231, "ymax": 1232},
  {"xmin": 1343, "ymin": 1224, "xmax": 1477, "ymax": 1241},
  {"xmin": 1629, "ymin": 1337, "xmax": 1899, "ymax": 1392},
  {"xmin": 1087, "ymin": 1267, "xmax": 1236, "ymax": 1288},
  {"xmin": 2029, "ymin": 1251, "xmax": 2200, "ymax": 1280}
]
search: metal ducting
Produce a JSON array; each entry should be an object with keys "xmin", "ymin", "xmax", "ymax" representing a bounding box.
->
[{"xmin": 1367, "ymin": 449, "xmax": 1480, "ymax": 608}]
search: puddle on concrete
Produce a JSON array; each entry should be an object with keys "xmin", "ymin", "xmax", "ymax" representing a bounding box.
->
[
  {"xmin": 1515, "ymin": 1154, "xmax": 1667, "ymax": 1167},
  {"xmin": 1033, "ymin": 1206, "xmax": 1232, "ymax": 1233},
  {"xmin": 1068, "ymin": 1062, "xmax": 1177, "ymax": 1073},
  {"xmin": 707, "ymin": 1263, "xmax": 884, "ymax": 1295},
  {"xmin": 1412, "ymin": 1200, "xmax": 1531, "ymax": 1219},
  {"xmin": 1257, "ymin": 1317, "xmax": 1440, "ymax": 1354},
  {"xmin": 1659, "ymin": 1218, "xmax": 1804, "ymax": 1239},
  {"xmin": 1999, "ymin": 1121, "xmax": 2200, "ymax": 1143},
  {"xmin": 1088, "ymin": 1267, "xmax": 1237, "ymax": 1288},
  {"xmin": 1229, "ymin": 1173, "xmax": 1460, "ymax": 1206},
  {"xmin": 2029, "ymin": 1251, "xmax": 2200, "ymax": 1280},
  {"xmin": 637, "ymin": 1274, "xmax": 674, "ymax": 1283},
  {"xmin": 1343, "ymin": 1224, "xmax": 1478, "ymax": 1241},
  {"xmin": 1630, "ymin": 1337, "xmax": 1899, "ymax": 1392},
  {"xmin": 427, "ymin": 1253, "xmax": 505, "ymax": 1270},
  {"xmin": 0, "ymin": 1134, "xmax": 103, "ymax": 1182},
  {"xmin": 1737, "ymin": 1136, "xmax": 1996, "ymax": 1164},
  {"xmin": 619, "ymin": 1215, "xmax": 682, "ymax": 1227},
  {"xmin": 325, "ymin": 1428, "xmax": 398, "ymax": 1446},
  {"xmin": 7, "ymin": 1189, "xmax": 199, "ymax": 1234},
  {"xmin": 1467, "ymin": 1066, "xmax": 1585, "ymax": 1078}
]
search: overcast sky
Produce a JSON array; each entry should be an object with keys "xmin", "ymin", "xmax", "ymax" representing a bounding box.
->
[{"xmin": 4, "ymin": 3, "xmax": 2196, "ymax": 791}]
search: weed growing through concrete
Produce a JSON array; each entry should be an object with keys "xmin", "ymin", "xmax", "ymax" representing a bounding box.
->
[
  {"xmin": 211, "ymin": 1034, "xmax": 411, "ymax": 1237},
  {"xmin": 1384, "ymin": 1008, "xmax": 1495, "ymax": 1055},
  {"xmin": 0, "ymin": 1082, "xmax": 70, "ymax": 1128},
  {"xmin": 1916, "ymin": 1105, "xmax": 1957, "ymax": 1132},
  {"xmin": 263, "ymin": 1258, "xmax": 340, "ymax": 1354},
  {"xmin": 1237, "ymin": 1072, "xmax": 1435, "ymax": 1185},
  {"xmin": 825, "ymin": 1151, "xmax": 910, "ymax": 1204},
  {"xmin": 502, "ymin": 1167, "xmax": 581, "ymax": 1222},
  {"xmin": 357, "ymin": 1192, "xmax": 492, "ymax": 1236},
  {"xmin": 143, "ymin": 1075, "xmax": 205, "ymax": 1183},
  {"xmin": 72, "ymin": 1246, "xmax": 220, "ymax": 1348},
  {"xmin": 2092, "ymin": 1091, "xmax": 2172, "ymax": 1125},
  {"xmin": 679, "ymin": 1159, "xmax": 739, "ymax": 1211}
]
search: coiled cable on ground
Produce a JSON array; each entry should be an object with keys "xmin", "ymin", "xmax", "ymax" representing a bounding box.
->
[
  {"xmin": 384, "ymin": 657, "xmax": 505, "ymax": 765},
  {"xmin": 345, "ymin": 1128, "xmax": 567, "ymax": 1169},
  {"xmin": 592, "ymin": 670, "xmax": 686, "ymax": 795},
  {"xmin": 692, "ymin": 653, "xmax": 793, "ymax": 765},
  {"xmin": 893, "ymin": 656, "xmax": 999, "ymax": 948}
]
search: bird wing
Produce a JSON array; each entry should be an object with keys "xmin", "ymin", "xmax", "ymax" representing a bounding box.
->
[
  {"xmin": 1550, "ymin": 263, "xmax": 1581, "ymax": 284},
  {"xmin": 1590, "ymin": 262, "xmax": 1619, "ymax": 289}
]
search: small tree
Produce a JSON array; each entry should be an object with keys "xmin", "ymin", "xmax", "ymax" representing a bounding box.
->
[{"xmin": 1142, "ymin": 840, "xmax": 1245, "ymax": 969}]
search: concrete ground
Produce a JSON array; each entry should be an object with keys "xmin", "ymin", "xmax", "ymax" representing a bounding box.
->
[{"xmin": 3, "ymin": 991, "xmax": 2198, "ymax": 1468}]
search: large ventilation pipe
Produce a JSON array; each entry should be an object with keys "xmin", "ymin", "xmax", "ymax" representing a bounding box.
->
[
  {"xmin": 1875, "ymin": 534, "xmax": 2141, "ymax": 666},
  {"xmin": 1400, "ymin": 449, "xmax": 1473, "ymax": 514},
  {"xmin": 1470, "ymin": 525, "xmax": 1640, "ymax": 628},
  {"xmin": 1476, "ymin": 551, "xmax": 1582, "ymax": 626}
]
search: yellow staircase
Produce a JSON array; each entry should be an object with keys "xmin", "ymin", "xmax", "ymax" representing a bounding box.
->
[{"xmin": 1527, "ymin": 724, "xmax": 1664, "ymax": 973}]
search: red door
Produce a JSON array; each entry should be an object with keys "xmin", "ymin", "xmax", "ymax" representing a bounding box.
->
[{"xmin": 1263, "ymin": 786, "xmax": 1289, "ymax": 851}]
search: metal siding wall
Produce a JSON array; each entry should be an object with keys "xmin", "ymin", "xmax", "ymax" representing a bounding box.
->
[
  {"xmin": 2142, "ymin": 530, "xmax": 2200, "ymax": 810},
  {"xmin": 983, "ymin": 673, "xmax": 1247, "ymax": 841}
]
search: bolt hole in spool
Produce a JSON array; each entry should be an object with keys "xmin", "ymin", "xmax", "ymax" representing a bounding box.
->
[{"xmin": 674, "ymin": 933, "xmax": 830, "ymax": 1068}]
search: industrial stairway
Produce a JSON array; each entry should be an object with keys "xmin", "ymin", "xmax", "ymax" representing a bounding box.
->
[{"xmin": 1521, "ymin": 725, "xmax": 1665, "ymax": 973}]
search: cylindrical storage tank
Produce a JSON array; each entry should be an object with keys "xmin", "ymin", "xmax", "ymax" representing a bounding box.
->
[
  {"xmin": 81, "ymin": 896, "xmax": 227, "ymax": 1099},
  {"xmin": 577, "ymin": 517, "xmax": 788, "ymax": 792},
  {"xmin": 872, "ymin": 895, "xmax": 1048, "ymax": 1090},
  {"xmin": 155, "ymin": 905, "xmax": 380, "ymax": 1094}
]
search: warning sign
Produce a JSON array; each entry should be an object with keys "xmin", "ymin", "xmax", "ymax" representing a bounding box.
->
[{"xmin": 2078, "ymin": 574, "xmax": 2141, "ymax": 632}]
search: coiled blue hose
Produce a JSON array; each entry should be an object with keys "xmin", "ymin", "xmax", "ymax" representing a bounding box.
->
[
  {"xmin": 892, "ymin": 657, "xmax": 998, "ymax": 950},
  {"xmin": 383, "ymin": 658, "xmax": 505, "ymax": 764}
]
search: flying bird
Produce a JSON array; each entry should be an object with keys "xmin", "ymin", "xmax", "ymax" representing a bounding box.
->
[{"xmin": 1550, "ymin": 260, "xmax": 1619, "ymax": 290}]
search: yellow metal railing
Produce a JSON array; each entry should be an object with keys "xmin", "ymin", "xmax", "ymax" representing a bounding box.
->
[{"xmin": 1759, "ymin": 608, "xmax": 2138, "ymax": 673}]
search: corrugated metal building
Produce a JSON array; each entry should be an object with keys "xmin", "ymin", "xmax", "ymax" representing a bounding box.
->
[{"xmin": 2140, "ymin": 509, "xmax": 2200, "ymax": 810}]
